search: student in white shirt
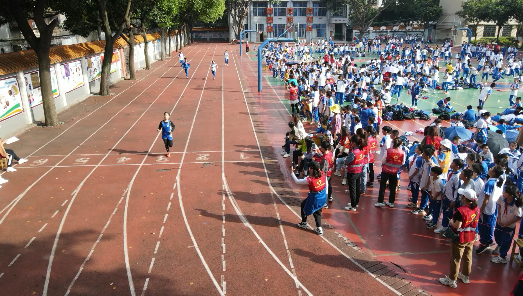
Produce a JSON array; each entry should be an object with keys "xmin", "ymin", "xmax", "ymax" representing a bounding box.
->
[{"xmin": 491, "ymin": 185, "xmax": 523, "ymax": 263}]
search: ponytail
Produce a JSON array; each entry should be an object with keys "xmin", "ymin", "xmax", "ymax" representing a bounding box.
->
[
  {"xmin": 350, "ymin": 134, "xmax": 363, "ymax": 150},
  {"xmin": 356, "ymin": 128, "xmax": 368, "ymax": 148},
  {"xmin": 490, "ymin": 166, "xmax": 504, "ymax": 187},
  {"xmin": 505, "ymin": 185, "xmax": 523, "ymax": 208},
  {"xmin": 392, "ymin": 138, "xmax": 402, "ymax": 149},
  {"xmin": 365, "ymin": 125, "xmax": 376, "ymax": 137}
]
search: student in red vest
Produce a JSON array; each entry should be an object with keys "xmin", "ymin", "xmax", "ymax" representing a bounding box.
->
[
  {"xmin": 375, "ymin": 138, "xmax": 405, "ymax": 208},
  {"xmin": 293, "ymin": 161, "xmax": 328, "ymax": 235},
  {"xmin": 318, "ymin": 141, "xmax": 334, "ymax": 208},
  {"xmin": 343, "ymin": 134, "xmax": 367, "ymax": 211},
  {"xmin": 439, "ymin": 188, "xmax": 480, "ymax": 289},
  {"xmin": 365, "ymin": 126, "xmax": 378, "ymax": 188}
]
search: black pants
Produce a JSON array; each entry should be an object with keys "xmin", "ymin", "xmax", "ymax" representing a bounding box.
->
[
  {"xmin": 163, "ymin": 139, "xmax": 173, "ymax": 152},
  {"xmin": 327, "ymin": 176, "xmax": 332, "ymax": 200},
  {"xmin": 5, "ymin": 149, "xmax": 19, "ymax": 167},
  {"xmin": 292, "ymin": 149, "xmax": 303, "ymax": 167},
  {"xmin": 284, "ymin": 137, "xmax": 297, "ymax": 154},
  {"xmin": 347, "ymin": 172, "xmax": 362, "ymax": 207},
  {"xmin": 368, "ymin": 162, "xmax": 374, "ymax": 183},
  {"xmin": 301, "ymin": 199, "xmax": 322, "ymax": 227},
  {"xmin": 291, "ymin": 103, "xmax": 299, "ymax": 114},
  {"xmin": 377, "ymin": 172, "xmax": 398, "ymax": 203}
]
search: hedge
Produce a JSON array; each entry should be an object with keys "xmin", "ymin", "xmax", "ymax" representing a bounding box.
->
[{"xmin": 470, "ymin": 37, "xmax": 518, "ymax": 46}]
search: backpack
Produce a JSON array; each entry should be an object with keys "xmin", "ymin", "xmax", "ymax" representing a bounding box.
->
[
  {"xmin": 439, "ymin": 112, "xmax": 451, "ymax": 120},
  {"xmin": 419, "ymin": 111, "xmax": 430, "ymax": 120},
  {"xmin": 383, "ymin": 111, "xmax": 393, "ymax": 121},
  {"xmin": 432, "ymin": 107, "xmax": 442, "ymax": 114},
  {"xmin": 399, "ymin": 135, "xmax": 409, "ymax": 147},
  {"xmin": 392, "ymin": 110, "xmax": 404, "ymax": 121},
  {"xmin": 403, "ymin": 112, "xmax": 415, "ymax": 120},
  {"xmin": 463, "ymin": 120, "xmax": 474, "ymax": 129}
]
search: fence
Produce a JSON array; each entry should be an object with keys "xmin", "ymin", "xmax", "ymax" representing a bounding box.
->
[{"xmin": 0, "ymin": 31, "xmax": 186, "ymax": 139}]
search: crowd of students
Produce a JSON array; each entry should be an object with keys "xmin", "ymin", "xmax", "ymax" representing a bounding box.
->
[{"xmin": 275, "ymin": 37, "xmax": 523, "ymax": 289}]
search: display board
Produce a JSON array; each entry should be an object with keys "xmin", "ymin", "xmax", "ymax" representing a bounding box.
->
[
  {"xmin": 61, "ymin": 60, "xmax": 83, "ymax": 93},
  {"xmin": 24, "ymin": 67, "xmax": 60, "ymax": 108},
  {"xmin": 0, "ymin": 76, "xmax": 23, "ymax": 121}
]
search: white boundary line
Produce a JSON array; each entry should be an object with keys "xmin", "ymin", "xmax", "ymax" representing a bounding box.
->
[
  {"xmin": 42, "ymin": 45, "xmax": 206, "ymax": 296},
  {"xmin": 172, "ymin": 44, "xmax": 224, "ymax": 296},
  {"xmin": 234, "ymin": 53, "xmax": 402, "ymax": 296},
  {"xmin": 0, "ymin": 44, "xmax": 202, "ymax": 221}
]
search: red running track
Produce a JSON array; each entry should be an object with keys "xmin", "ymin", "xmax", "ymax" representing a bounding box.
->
[
  {"xmin": 237, "ymin": 48, "xmax": 523, "ymax": 296},
  {"xmin": 0, "ymin": 43, "xmax": 406, "ymax": 296}
]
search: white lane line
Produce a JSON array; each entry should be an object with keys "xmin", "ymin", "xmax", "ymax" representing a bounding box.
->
[
  {"xmin": 173, "ymin": 44, "xmax": 224, "ymax": 296},
  {"xmin": 239, "ymin": 54, "xmax": 402, "ymax": 296},
  {"xmin": 163, "ymin": 214, "xmax": 168, "ymax": 224},
  {"xmin": 124, "ymin": 45, "xmax": 213, "ymax": 296},
  {"xmin": 61, "ymin": 200, "xmax": 68, "ymax": 207},
  {"xmin": 140, "ymin": 278, "xmax": 149, "ymax": 296},
  {"xmin": 64, "ymin": 187, "xmax": 129, "ymax": 296},
  {"xmin": 232, "ymin": 52, "xmax": 305, "ymax": 294},
  {"xmin": 147, "ymin": 258, "xmax": 155, "ymax": 274},
  {"xmin": 26, "ymin": 150, "xmax": 260, "ymax": 158},
  {"xmin": 13, "ymin": 160, "xmax": 262, "ymax": 169},
  {"xmin": 38, "ymin": 223, "xmax": 48, "ymax": 233},
  {"xmin": 25, "ymin": 237, "xmax": 36, "ymax": 248},
  {"xmin": 51, "ymin": 210, "xmax": 59, "ymax": 218},
  {"xmin": 166, "ymin": 202, "xmax": 171, "ymax": 211},
  {"xmin": 0, "ymin": 273, "xmax": 3, "ymax": 279},
  {"xmin": 8, "ymin": 254, "xmax": 20, "ymax": 267},
  {"xmin": 154, "ymin": 241, "xmax": 160, "ymax": 255},
  {"xmin": 222, "ymin": 257, "xmax": 226, "ymax": 272},
  {"xmin": 158, "ymin": 226, "xmax": 164, "ymax": 239},
  {"xmin": 0, "ymin": 45, "xmax": 201, "ymax": 221},
  {"xmin": 169, "ymin": 192, "xmax": 174, "ymax": 201}
]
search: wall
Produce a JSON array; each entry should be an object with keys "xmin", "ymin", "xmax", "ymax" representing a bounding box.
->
[{"xmin": 0, "ymin": 32, "xmax": 186, "ymax": 139}]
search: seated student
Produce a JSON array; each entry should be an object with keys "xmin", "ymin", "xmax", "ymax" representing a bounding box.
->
[
  {"xmin": 425, "ymin": 166, "xmax": 445, "ymax": 229},
  {"xmin": 462, "ymin": 105, "xmax": 477, "ymax": 123},
  {"xmin": 512, "ymin": 96, "xmax": 523, "ymax": 109},
  {"xmin": 496, "ymin": 119, "xmax": 522, "ymax": 135},
  {"xmin": 478, "ymin": 144, "xmax": 494, "ymax": 164},
  {"xmin": 450, "ymin": 115, "xmax": 464, "ymax": 127},
  {"xmin": 437, "ymin": 97, "xmax": 454, "ymax": 113},
  {"xmin": 0, "ymin": 138, "xmax": 28, "ymax": 173}
]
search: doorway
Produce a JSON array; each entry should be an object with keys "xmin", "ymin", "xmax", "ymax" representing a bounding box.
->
[{"xmin": 334, "ymin": 24, "xmax": 343, "ymax": 40}]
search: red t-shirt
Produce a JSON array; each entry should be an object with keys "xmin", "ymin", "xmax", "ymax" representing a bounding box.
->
[{"xmin": 289, "ymin": 87, "xmax": 299, "ymax": 102}]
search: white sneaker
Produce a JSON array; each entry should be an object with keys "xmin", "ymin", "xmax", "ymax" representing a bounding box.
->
[
  {"xmin": 280, "ymin": 151, "xmax": 286, "ymax": 156},
  {"xmin": 439, "ymin": 276, "xmax": 457, "ymax": 288},
  {"xmin": 385, "ymin": 202, "xmax": 394, "ymax": 208},
  {"xmin": 18, "ymin": 158, "xmax": 28, "ymax": 164},
  {"xmin": 297, "ymin": 222, "xmax": 308, "ymax": 229},
  {"xmin": 434, "ymin": 227, "xmax": 446, "ymax": 234},
  {"xmin": 344, "ymin": 205, "xmax": 352, "ymax": 211},
  {"xmin": 457, "ymin": 273, "xmax": 470, "ymax": 284},
  {"xmin": 283, "ymin": 153, "xmax": 290, "ymax": 158},
  {"xmin": 492, "ymin": 245, "xmax": 500, "ymax": 256},
  {"xmin": 341, "ymin": 178, "xmax": 347, "ymax": 185},
  {"xmin": 375, "ymin": 202, "xmax": 385, "ymax": 207},
  {"xmin": 423, "ymin": 214, "xmax": 433, "ymax": 221},
  {"xmin": 406, "ymin": 202, "xmax": 417, "ymax": 208},
  {"xmin": 315, "ymin": 227, "xmax": 323, "ymax": 235},
  {"xmin": 6, "ymin": 167, "xmax": 16, "ymax": 172},
  {"xmin": 491, "ymin": 256, "xmax": 507, "ymax": 264},
  {"xmin": 350, "ymin": 207, "xmax": 356, "ymax": 212},
  {"xmin": 334, "ymin": 171, "xmax": 342, "ymax": 177}
]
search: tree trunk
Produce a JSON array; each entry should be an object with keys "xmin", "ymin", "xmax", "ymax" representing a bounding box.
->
[
  {"xmin": 142, "ymin": 29, "xmax": 151, "ymax": 70},
  {"xmin": 128, "ymin": 29, "xmax": 136, "ymax": 80},
  {"xmin": 160, "ymin": 27, "xmax": 166, "ymax": 61},
  {"xmin": 36, "ymin": 47, "xmax": 58, "ymax": 126},
  {"xmin": 497, "ymin": 25, "xmax": 502, "ymax": 41},
  {"xmin": 167, "ymin": 29, "xmax": 172, "ymax": 57},
  {"xmin": 97, "ymin": 25, "xmax": 103, "ymax": 41},
  {"xmin": 184, "ymin": 25, "xmax": 188, "ymax": 46},
  {"xmin": 188, "ymin": 25, "xmax": 193, "ymax": 45},
  {"xmin": 100, "ymin": 37, "xmax": 114, "ymax": 95}
]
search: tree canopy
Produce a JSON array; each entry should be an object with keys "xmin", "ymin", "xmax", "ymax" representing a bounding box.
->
[{"xmin": 374, "ymin": 0, "xmax": 443, "ymax": 26}]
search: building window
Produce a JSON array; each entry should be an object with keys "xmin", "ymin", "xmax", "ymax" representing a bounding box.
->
[
  {"xmin": 483, "ymin": 25, "xmax": 496, "ymax": 37},
  {"xmin": 502, "ymin": 25, "xmax": 512, "ymax": 37},
  {"xmin": 252, "ymin": 2, "xmax": 268, "ymax": 17},
  {"xmin": 244, "ymin": 24, "xmax": 249, "ymax": 38},
  {"xmin": 293, "ymin": 2, "xmax": 307, "ymax": 16},
  {"xmin": 313, "ymin": 24, "xmax": 326, "ymax": 37},
  {"xmin": 313, "ymin": 2, "xmax": 326, "ymax": 16},
  {"xmin": 298, "ymin": 24, "xmax": 306, "ymax": 37},
  {"xmin": 331, "ymin": 3, "xmax": 346, "ymax": 17},
  {"xmin": 274, "ymin": 24, "xmax": 287, "ymax": 37},
  {"xmin": 257, "ymin": 23, "xmax": 265, "ymax": 33},
  {"xmin": 273, "ymin": 2, "xmax": 287, "ymax": 16},
  {"xmin": 468, "ymin": 25, "xmax": 477, "ymax": 37}
]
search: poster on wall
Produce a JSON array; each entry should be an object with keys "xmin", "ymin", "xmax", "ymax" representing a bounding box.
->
[
  {"xmin": 87, "ymin": 55, "xmax": 102, "ymax": 82},
  {"xmin": 24, "ymin": 67, "xmax": 60, "ymax": 108},
  {"xmin": 0, "ymin": 77, "xmax": 23, "ymax": 122},
  {"xmin": 61, "ymin": 60, "xmax": 83, "ymax": 93},
  {"xmin": 110, "ymin": 49, "xmax": 120, "ymax": 73}
]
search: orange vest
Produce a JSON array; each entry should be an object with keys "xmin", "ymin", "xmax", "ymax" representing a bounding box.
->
[
  {"xmin": 438, "ymin": 150, "xmax": 451, "ymax": 174},
  {"xmin": 362, "ymin": 146, "xmax": 370, "ymax": 165},
  {"xmin": 346, "ymin": 148, "xmax": 365, "ymax": 174},
  {"xmin": 453, "ymin": 206, "xmax": 480, "ymax": 243},
  {"xmin": 382, "ymin": 148, "xmax": 405, "ymax": 174},
  {"xmin": 368, "ymin": 136, "xmax": 377, "ymax": 163},
  {"xmin": 307, "ymin": 172, "xmax": 326, "ymax": 192}
]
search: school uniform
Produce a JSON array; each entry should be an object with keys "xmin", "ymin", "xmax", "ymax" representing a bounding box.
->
[
  {"xmin": 158, "ymin": 120, "xmax": 175, "ymax": 153},
  {"xmin": 477, "ymin": 178, "xmax": 504, "ymax": 246},
  {"xmin": 494, "ymin": 198, "xmax": 523, "ymax": 259},
  {"xmin": 428, "ymin": 175, "xmax": 445, "ymax": 226},
  {"xmin": 440, "ymin": 169, "xmax": 461, "ymax": 228},
  {"xmin": 418, "ymin": 155, "xmax": 439, "ymax": 212},
  {"xmin": 408, "ymin": 154, "xmax": 424, "ymax": 206}
]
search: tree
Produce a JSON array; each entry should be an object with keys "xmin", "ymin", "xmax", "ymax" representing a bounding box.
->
[
  {"xmin": 375, "ymin": 0, "xmax": 442, "ymax": 27},
  {"xmin": 324, "ymin": 0, "xmax": 392, "ymax": 40},
  {"xmin": 457, "ymin": 0, "xmax": 490, "ymax": 40},
  {"xmin": 227, "ymin": 0, "xmax": 251, "ymax": 40},
  {"xmin": 483, "ymin": 0, "xmax": 517, "ymax": 40},
  {"xmin": 175, "ymin": 0, "xmax": 225, "ymax": 45},
  {"xmin": 0, "ymin": 0, "xmax": 60, "ymax": 126}
]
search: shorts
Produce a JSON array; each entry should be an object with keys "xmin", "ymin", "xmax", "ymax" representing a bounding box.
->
[{"xmin": 163, "ymin": 138, "xmax": 173, "ymax": 147}]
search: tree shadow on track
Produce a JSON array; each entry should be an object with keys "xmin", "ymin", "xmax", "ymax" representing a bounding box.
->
[
  {"xmin": 196, "ymin": 208, "xmax": 298, "ymax": 229},
  {"xmin": 292, "ymin": 248, "xmax": 376, "ymax": 274},
  {"xmin": 0, "ymin": 230, "xmax": 194, "ymax": 296}
]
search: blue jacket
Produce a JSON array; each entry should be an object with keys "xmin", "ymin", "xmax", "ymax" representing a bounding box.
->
[
  {"xmin": 359, "ymin": 108, "xmax": 374, "ymax": 128},
  {"xmin": 463, "ymin": 109, "xmax": 476, "ymax": 122}
]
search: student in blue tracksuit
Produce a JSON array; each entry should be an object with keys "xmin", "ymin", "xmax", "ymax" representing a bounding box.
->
[
  {"xmin": 411, "ymin": 80, "xmax": 420, "ymax": 107},
  {"xmin": 412, "ymin": 145, "xmax": 438, "ymax": 215},
  {"xmin": 462, "ymin": 105, "xmax": 476, "ymax": 122},
  {"xmin": 157, "ymin": 112, "xmax": 175, "ymax": 157},
  {"xmin": 182, "ymin": 58, "xmax": 190, "ymax": 78},
  {"xmin": 476, "ymin": 166, "xmax": 504, "ymax": 254},
  {"xmin": 437, "ymin": 97, "xmax": 454, "ymax": 112}
]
